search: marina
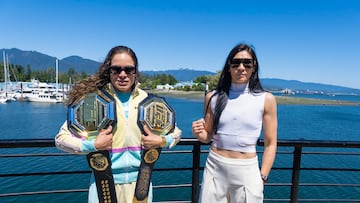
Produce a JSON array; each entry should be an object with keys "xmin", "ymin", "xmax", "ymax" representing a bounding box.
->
[
  {"xmin": 1, "ymin": 52, "xmax": 69, "ymax": 104},
  {"xmin": 0, "ymin": 79, "xmax": 68, "ymax": 104}
]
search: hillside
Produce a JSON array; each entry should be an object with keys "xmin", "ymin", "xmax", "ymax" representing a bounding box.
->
[
  {"xmin": 1, "ymin": 48, "xmax": 100, "ymax": 73},
  {"xmin": 261, "ymin": 78, "xmax": 360, "ymax": 94},
  {"xmin": 1, "ymin": 48, "xmax": 359, "ymax": 94}
]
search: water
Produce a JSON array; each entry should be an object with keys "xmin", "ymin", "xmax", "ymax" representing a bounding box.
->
[
  {"xmin": 274, "ymin": 92, "xmax": 360, "ymax": 102},
  {"xmin": 1, "ymin": 95, "xmax": 360, "ymax": 202}
]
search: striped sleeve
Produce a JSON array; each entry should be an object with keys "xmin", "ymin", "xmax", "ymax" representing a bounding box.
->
[
  {"xmin": 54, "ymin": 121, "xmax": 96, "ymax": 154},
  {"xmin": 164, "ymin": 126, "xmax": 182, "ymax": 149}
]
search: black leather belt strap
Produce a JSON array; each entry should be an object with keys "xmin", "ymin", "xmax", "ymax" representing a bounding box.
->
[
  {"xmin": 87, "ymin": 150, "xmax": 118, "ymax": 203},
  {"xmin": 133, "ymin": 147, "xmax": 162, "ymax": 202},
  {"xmin": 134, "ymin": 94, "xmax": 175, "ymax": 202}
]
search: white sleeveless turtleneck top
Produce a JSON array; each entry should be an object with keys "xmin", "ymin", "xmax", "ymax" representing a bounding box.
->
[{"xmin": 210, "ymin": 83, "xmax": 266, "ymax": 153}]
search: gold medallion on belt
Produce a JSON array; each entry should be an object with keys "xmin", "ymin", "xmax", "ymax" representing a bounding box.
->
[
  {"xmin": 143, "ymin": 148, "xmax": 160, "ymax": 164},
  {"xmin": 88, "ymin": 151, "xmax": 109, "ymax": 172}
]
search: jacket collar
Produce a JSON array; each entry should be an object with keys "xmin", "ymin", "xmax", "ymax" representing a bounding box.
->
[{"xmin": 106, "ymin": 83, "xmax": 140, "ymax": 99}]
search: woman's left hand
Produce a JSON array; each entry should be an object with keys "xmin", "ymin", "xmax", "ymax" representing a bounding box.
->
[{"xmin": 141, "ymin": 125, "xmax": 162, "ymax": 149}]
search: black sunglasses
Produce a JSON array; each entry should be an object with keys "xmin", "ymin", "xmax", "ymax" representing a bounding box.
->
[
  {"xmin": 230, "ymin": 58, "xmax": 255, "ymax": 69},
  {"xmin": 109, "ymin": 66, "xmax": 136, "ymax": 74}
]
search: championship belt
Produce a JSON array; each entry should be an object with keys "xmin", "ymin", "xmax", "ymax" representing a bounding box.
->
[
  {"xmin": 67, "ymin": 88, "xmax": 118, "ymax": 203},
  {"xmin": 133, "ymin": 94, "xmax": 176, "ymax": 203}
]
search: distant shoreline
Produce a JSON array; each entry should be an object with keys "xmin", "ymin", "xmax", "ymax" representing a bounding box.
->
[{"xmin": 148, "ymin": 89, "xmax": 360, "ymax": 106}]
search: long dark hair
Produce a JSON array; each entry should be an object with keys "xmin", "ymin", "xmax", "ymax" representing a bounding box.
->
[
  {"xmin": 211, "ymin": 43, "xmax": 264, "ymax": 133},
  {"xmin": 67, "ymin": 45, "xmax": 139, "ymax": 105}
]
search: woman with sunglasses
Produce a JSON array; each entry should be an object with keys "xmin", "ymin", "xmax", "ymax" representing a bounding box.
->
[
  {"xmin": 192, "ymin": 43, "xmax": 277, "ymax": 203},
  {"xmin": 55, "ymin": 45, "xmax": 182, "ymax": 203}
]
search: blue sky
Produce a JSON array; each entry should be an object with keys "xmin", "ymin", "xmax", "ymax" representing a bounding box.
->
[{"xmin": 1, "ymin": 0, "xmax": 360, "ymax": 89}]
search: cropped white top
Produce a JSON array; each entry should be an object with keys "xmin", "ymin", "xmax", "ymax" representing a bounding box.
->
[{"xmin": 210, "ymin": 83, "xmax": 266, "ymax": 153}]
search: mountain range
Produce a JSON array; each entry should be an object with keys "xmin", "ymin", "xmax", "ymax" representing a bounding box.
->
[
  {"xmin": 1, "ymin": 48, "xmax": 359, "ymax": 94},
  {"xmin": 1, "ymin": 48, "xmax": 100, "ymax": 73}
]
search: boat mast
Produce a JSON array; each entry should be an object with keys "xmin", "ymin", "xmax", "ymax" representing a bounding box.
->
[
  {"xmin": 56, "ymin": 58, "xmax": 58, "ymax": 94},
  {"xmin": 3, "ymin": 51, "xmax": 7, "ymax": 97}
]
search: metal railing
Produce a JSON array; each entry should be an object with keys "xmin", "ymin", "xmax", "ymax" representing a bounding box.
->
[{"xmin": 1, "ymin": 138, "xmax": 360, "ymax": 202}]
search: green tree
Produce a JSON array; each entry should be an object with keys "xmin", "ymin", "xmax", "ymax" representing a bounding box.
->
[
  {"xmin": 193, "ymin": 75, "xmax": 209, "ymax": 84},
  {"xmin": 193, "ymin": 74, "xmax": 218, "ymax": 91},
  {"xmin": 138, "ymin": 73, "xmax": 178, "ymax": 89},
  {"xmin": 59, "ymin": 72, "xmax": 69, "ymax": 84},
  {"xmin": 14, "ymin": 65, "xmax": 26, "ymax": 81},
  {"xmin": 67, "ymin": 67, "xmax": 79, "ymax": 84},
  {"xmin": 207, "ymin": 71, "xmax": 221, "ymax": 90},
  {"xmin": 47, "ymin": 67, "xmax": 55, "ymax": 82},
  {"xmin": 26, "ymin": 65, "xmax": 32, "ymax": 81},
  {"xmin": 80, "ymin": 71, "xmax": 89, "ymax": 79},
  {"xmin": 0, "ymin": 63, "xmax": 4, "ymax": 82}
]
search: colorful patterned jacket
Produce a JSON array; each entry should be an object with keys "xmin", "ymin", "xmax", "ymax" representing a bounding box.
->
[{"xmin": 55, "ymin": 84, "xmax": 182, "ymax": 184}]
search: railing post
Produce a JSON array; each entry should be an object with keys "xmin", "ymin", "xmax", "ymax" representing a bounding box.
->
[
  {"xmin": 290, "ymin": 145, "xmax": 302, "ymax": 203},
  {"xmin": 191, "ymin": 141, "xmax": 201, "ymax": 203}
]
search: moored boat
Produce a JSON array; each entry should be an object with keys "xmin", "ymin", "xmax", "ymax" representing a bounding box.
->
[{"xmin": 26, "ymin": 90, "xmax": 65, "ymax": 103}]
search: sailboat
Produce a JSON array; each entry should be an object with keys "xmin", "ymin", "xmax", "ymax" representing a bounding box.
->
[{"xmin": 0, "ymin": 51, "xmax": 16, "ymax": 103}]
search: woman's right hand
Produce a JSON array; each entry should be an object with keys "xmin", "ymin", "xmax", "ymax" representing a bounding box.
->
[
  {"xmin": 94, "ymin": 126, "xmax": 113, "ymax": 150},
  {"xmin": 192, "ymin": 118, "xmax": 205, "ymax": 138},
  {"xmin": 192, "ymin": 118, "xmax": 212, "ymax": 143}
]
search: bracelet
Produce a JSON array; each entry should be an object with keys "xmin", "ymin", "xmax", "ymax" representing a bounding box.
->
[
  {"xmin": 160, "ymin": 136, "xmax": 167, "ymax": 148},
  {"xmin": 261, "ymin": 174, "xmax": 268, "ymax": 182}
]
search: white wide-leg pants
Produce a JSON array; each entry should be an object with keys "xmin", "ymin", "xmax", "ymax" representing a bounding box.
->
[{"xmin": 199, "ymin": 149, "xmax": 264, "ymax": 203}]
